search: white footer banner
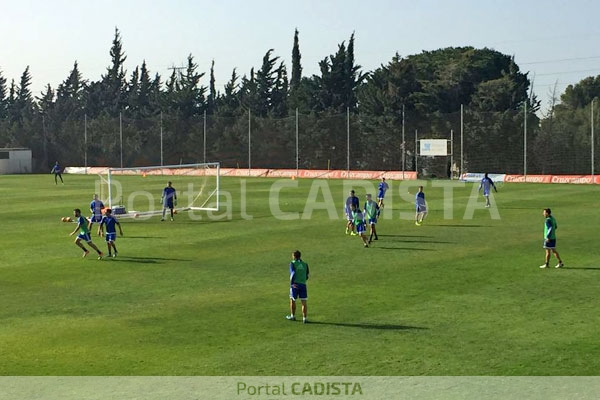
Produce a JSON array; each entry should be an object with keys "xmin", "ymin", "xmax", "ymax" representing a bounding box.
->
[{"xmin": 0, "ymin": 376, "xmax": 598, "ymax": 400}]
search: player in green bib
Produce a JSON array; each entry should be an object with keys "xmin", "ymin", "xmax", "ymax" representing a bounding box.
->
[
  {"xmin": 70, "ymin": 208, "xmax": 103, "ymax": 259},
  {"xmin": 364, "ymin": 193, "xmax": 380, "ymax": 243},
  {"xmin": 351, "ymin": 204, "xmax": 370, "ymax": 248},
  {"xmin": 540, "ymin": 208, "xmax": 564, "ymax": 269},
  {"xmin": 286, "ymin": 250, "xmax": 310, "ymax": 323}
]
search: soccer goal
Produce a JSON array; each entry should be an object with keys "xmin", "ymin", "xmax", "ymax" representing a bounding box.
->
[{"xmin": 96, "ymin": 162, "xmax": 220, "ymax": 218}]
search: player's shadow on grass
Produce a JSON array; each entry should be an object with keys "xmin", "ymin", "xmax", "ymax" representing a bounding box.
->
[
  {"xmin": 110, "ymin": 256, "xmax": 192, "ymax": 263},
  {"xmin": 109, "ymin": 258, "xmax": 161, "ymax": 264},
  {"xmin": 169, "ymin": 219, "xmax": 234, "ymax": 224},
  {"xmin": 378, "ymin": 234, "xmax": 433, "ymax": 238},
  {"xmin": 376, "ymin": 246, "xmax": 436, "ymax": 251},
  {"xmin": 122, "ymin": 236, "xmax": 167, "ymax": 239},
  {"xmin": 377, "ymin": 236, "xmax": 453, "ymax": 244},
  {"xmin": 426, "ymin": 224, "xmax": 490, "ymax": 228},
  {"xmin": 309, "ymin": 321, "xmax": 427, "ymax": 331}
]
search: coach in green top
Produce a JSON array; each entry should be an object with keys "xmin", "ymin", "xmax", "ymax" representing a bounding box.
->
[{"xmin": 540, "ymin": 208, "xmax": 564, "ymax": 269}]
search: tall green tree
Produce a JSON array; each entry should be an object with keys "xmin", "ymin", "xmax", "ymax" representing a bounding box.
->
[
  {"xmin": 137, "ymin": 60, "xmax": 155, "ymax": 117},
  {"xmin": 0, "ymin": 70, "xmax": 8, "ymax": 119},
  {"xmin": 254, "ymin": 49, "xmax": 280, "ymax": 117},
  {"xmin": 357, "ymin": 54, "xmax": 422, "ymax": 169},
  {"xmin": 56, "ymin": 61, "xmax": 86, "ymax": 120},
  {"xmin": 10, "ymin": 66, "xmax": 37, "ymax": 123},
  {"xmin": 126, "ymin": 66, "xmax": 140, "ymax": 115},
  {"xmin": 36, "ymin": 84, "xmax": 55, "ymax": 165},
  {"xmin": 535, "ymin": 76, "xmax": 600, "ymax": 174},
  {"xmin": 288, "ymin": 29, "xmax": 313, "ymax": 113},
  {"xmin": 358, "ymin": 47, "xmax": 536, "ymax": 172},
  {"xmin": 217, "ymin": 68, "xmax": 240, "ymax": 117},
  {"xmin": 238, "ymin": 68, "xmax": 257, "ymax": 114},
  {"xmin": 177, "ymin": 54, "xmax": 207, "ymax": 118},
  {"xmin": 208, "ymin": 60, "xmax": 217, "ymax": 114},
  {"xmin": 343, "ymin": 32, "xmax": 362, "ymax": 112},
  {"xmin": 290, "ymin": 28, "xmax": 302, "ymax": 92},
  {"xmin": 37, "ymin": 84, "xmax": 55, "ymax": 115},
  {"xmin": 50, "ymin": 62, "xmax": 87, "ymax": 165},
  {"xmin": 464, "ymin": 57, "xmax": 537, "ymax": 173},
  {"xmin": 271, "ymin": 61, "xmax": 289, "ymax": 117},
  {"xmin": 313, "ymin": 34, "xmax": 364, "ymax": 113},
  {"xmin": 558, "ymin": 76, "xmax": 600, "ymax": 109},
  {"xmin": 91, "ymin": 27, "xmax": 127, "ymax": 117}
]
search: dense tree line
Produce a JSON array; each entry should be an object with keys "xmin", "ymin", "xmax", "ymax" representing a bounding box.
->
[{"xmin": 0, "ymin": 28, "xmax": 597, "ymax": 174}]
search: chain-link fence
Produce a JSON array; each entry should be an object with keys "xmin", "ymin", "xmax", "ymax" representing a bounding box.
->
[{"xmin": 13, "ymin": 104, "xmax": 598, "ymax": 176}]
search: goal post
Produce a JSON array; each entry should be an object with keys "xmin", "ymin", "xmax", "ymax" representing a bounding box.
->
[{"xmin": 97, "ymin": 162, "xmax": 220, "ymax": 218}]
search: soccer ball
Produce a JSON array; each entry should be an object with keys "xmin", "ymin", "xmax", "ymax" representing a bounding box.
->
[
  {"xmin": 133, "ymin": 213, "xmax": 139, "ymax": 218},
  {"xmin": 173, "ymin": 210, "xmax": 178, "ymax": 214},
  {"xmin": 61, "ymin": 217, "xmax": 67, "ymax": 222},
  {"xmin": 66, "ymin": 217, "xmax": 72, "ymax": 222}
]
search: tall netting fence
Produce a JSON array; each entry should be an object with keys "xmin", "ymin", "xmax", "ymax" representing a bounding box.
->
[{"xmin": 14, "ymin": 105, "xmax": 599, "ymax": 176}]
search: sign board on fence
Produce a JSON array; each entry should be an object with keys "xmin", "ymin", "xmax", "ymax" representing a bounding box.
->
[{"xmin": 419, "ymin": 139, "xmax": 448, "ymax": 156}]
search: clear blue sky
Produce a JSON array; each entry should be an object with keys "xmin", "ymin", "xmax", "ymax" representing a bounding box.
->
[{"xmin": 1, "ymin": 0, "xmax": 600, "ymax": 112}]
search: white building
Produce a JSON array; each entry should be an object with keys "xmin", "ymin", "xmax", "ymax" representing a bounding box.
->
[{"xmin": 0, "ymin": 148, "xmax": 32, "ymax": 174}]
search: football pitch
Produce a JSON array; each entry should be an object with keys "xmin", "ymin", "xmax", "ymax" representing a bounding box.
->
[{"xmin": 0, "ymin": 174, "xmax": 599, "ymax": 376}]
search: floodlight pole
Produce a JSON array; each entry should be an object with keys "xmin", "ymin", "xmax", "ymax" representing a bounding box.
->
[
  {"xmin": 296, "ymin": 108, "xmax": 299, "ymax": 175},
  {"xmin": 119, "ymin": 112, "xmax": 123, "ymax": 168},
  {"xmin": 402, "ymin": 104, "xmax": 405, "ymax": 180},
  {"xmin": 84, "ymin": 114, "xmax": 87, "ymax": 168},
  {"xmin": 42, "ymin": 115, "xmax": 48, "ymax": 167},
  {"xmin": 248, "ymin": 109, "xmax": 251, "ymax": 173},
  {"xmin": 592, "ymin": 98, "xmax": 595, "ymax": 177},
  {"xmin": 160, "ymin": 112, "xmax": 164, "ymax": 166},
  {"xmin": 460, "ymin": 104, "xmax": 464, "ymax": 177},
  {"xmin": 203, "ymin": 110, "xmax": 207, "ymax": 164},
  {"xmin": 524, "ymin": 102, "xmax": 527, "ymax": 177},
  {"xmin": 415, "ymin": 129, "xmax": 418, "ymax": 176},
  {"xmin": 347, "ymin": 107, "xmax": 350, "ymax": 173},
  {"xmin": 450, "ymin": 129, "xmax": 454, "ymax": 180},
  {"xmin": 108, "ymin": 169, "xmax": 113, "ymax": 209}
]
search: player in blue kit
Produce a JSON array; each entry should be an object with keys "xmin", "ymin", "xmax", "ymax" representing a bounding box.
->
[
  {"xmin": 364, "ymin": 193, "xmax": 380, "ymax": 243},
  {"xmin": 98, "ymin": 208, "xmax": 123, "ymax": 258},
  {"xmin": 161, "ymin": 181, "xmax": 177, "ymax": 221},
  {"xmin": 50, "ymin": 161, "xmax": 64, "ymax": 184},
  {"xmin": 286, "ymin": 250, "xmax": 310, "ymax": 324},
  {"xmin": 69, "ymin": 208, "xmax": 103, "ymax": 259},
  {"xmin": 478, "ymin": 173, "xmax": 498, "ymax": 208},
  {"xmin": 344, "ymin": 189, "xmax": 360, "ymax": 235},
  {"xmin": 89, "ymin": 194, "xmax": 105, "ymax": 231},
  {"xmin": 377, "ymin": 177, "xmax": 389, "ymax": 208},
  {"xmin": 415, "ymin": 186, "xmax": 427, "ymax": 226}
]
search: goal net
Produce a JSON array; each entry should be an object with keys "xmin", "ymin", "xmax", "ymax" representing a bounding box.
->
[{"xmin": 96, "ymin": 162, "xmax": 220, "ymax": 218}]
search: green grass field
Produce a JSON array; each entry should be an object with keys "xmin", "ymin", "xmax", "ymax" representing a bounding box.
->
[{"xmin": 0, "ymin": 174, "xmax": 599, "ymax": 376}]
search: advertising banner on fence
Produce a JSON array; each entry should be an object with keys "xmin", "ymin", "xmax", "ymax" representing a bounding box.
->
[
  {"xmin": 548, "ymin": 175, "xmax": 599, "ymax": 184},
  {"xmin": 461, "ymin": 173, "xmax": 600, "ymax": 185},
  {"xmin": 66, "ymin": 167, "xmax": 418, "ymax": 180},
  {"xmin": 503, "ymin": 174, "xmax": 600, "ymax": 184},
  {"xmin": 459, "ymin": 173, "xmax": 506, "ymax": 183}
]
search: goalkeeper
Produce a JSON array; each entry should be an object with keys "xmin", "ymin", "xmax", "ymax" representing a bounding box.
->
[{"xmin": 161, "ymin": 181, "xmax": 177, "ymax": 221}]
